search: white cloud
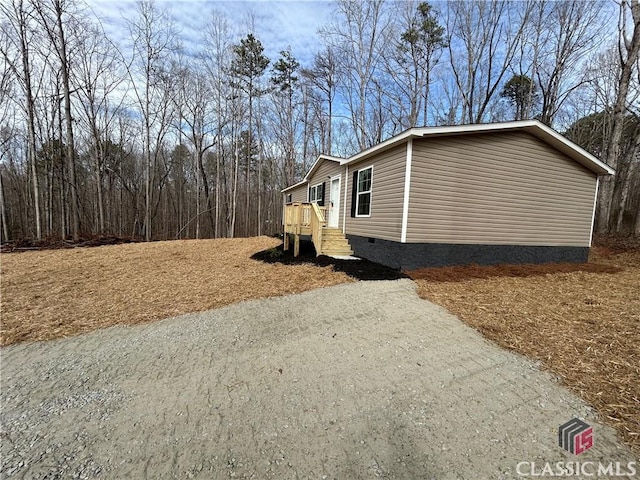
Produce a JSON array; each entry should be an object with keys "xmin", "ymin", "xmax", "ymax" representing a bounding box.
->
[{"xmin": 85, "ymin": 0, "xmax": 332, "ymax": 66}]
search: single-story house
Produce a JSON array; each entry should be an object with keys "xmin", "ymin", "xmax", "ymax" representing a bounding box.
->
[{"xmin": 282, "ymin": 120, "xmax": 614, "ymax": 270}]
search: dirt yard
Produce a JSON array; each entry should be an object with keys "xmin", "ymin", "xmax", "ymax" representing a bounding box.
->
[
  {"xmin": 2, "ymin": 237, "xmax": 638, "ymax": 457},
  {"xmin": 0, "ymin": 237, "xmax": 353, "ymax": 346},
  {"xmin": 409, "ymin": 247, "xmax": 640, "ymax": 455}
]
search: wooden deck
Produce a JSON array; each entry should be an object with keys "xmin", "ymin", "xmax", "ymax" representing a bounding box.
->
[{"xmin": 283, "ymin": 203, "xmax": 353, "ymax": 257}]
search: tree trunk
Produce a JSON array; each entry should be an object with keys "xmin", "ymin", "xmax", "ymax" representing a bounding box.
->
[
  {"xmin": 196, "ymin": 145, "xmax": 215, "ymax": 236},
  {"xmin": 0, "ymin": 173, "xmax": 9, "ymax": 241},
  {"xmin": 231, "ymin": 133, "xmax": 239, "ymax": 238},
  {"xmin": 598, "ymin": 0, "xmax": 640, "ymax": 232},
  {"xmin": 246, "ymin": 89, "xmax": 253, "ymax": 237},
  {"xmin": 17, "ymin": 2, "xmax": 42, "ymax": 240},
  {"xmin": 215, "ymin": 104, "xmax": 222, "ymax": 238},
  {"xmin": 215, "ymin": 144, "xmax": 220, "ymax": 239},
  {"xmin": 54, "ymin": 0, "xmax": 79, "ymax": 240},
  {"xmin": 327, "ymin": 89, "xmax": 332, "ymax": 156},
  {"xmin": 614, "ymin": 139, "xmax": 640, "ymax": 232},
  {"xmin": 145, "ymin": 104, "xmax": 152, "ymax": 241},
  {"xmin": 45, "ymin": 157, "xmax": 52, "ymax": 235},
  {"xmin": 257, "ymin": 99, "xmax": 262, "ymax": 237},
  {"xmin": 95, "ymin": 141, "xmax": 105, "ymax": 233},
  {"xmin": 195, "ymin": 150, "xmax": 200, "ymax": 239},
  {"xmin": 59, "ymin": 161, "xmax": 66, "ymax": 238}
]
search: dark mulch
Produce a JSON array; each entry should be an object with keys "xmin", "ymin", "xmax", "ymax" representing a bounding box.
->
[
  {"xmin": 407, "ymin": 261, "xmax": 622, "ymax": 283},
  {"xmin": 593, "ymin": 233, "xmax": 640, "ymax": 254},
  {"xmin": 251, "ymin": 241, "xmax": 407, "ymax": 281},
  {"xmin": 0, "ymin": 235, "xmax": 140, "ymax": 253}
]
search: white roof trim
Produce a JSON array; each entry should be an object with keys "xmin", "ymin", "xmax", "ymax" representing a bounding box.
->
[
  {"xmin": 342, "ymin": 130, "xmax": 415, "ymax": 166},
  {"xmin": 281, "ymin": 154, "xmax": 345, "ymax": 193},
  {"xmin": 527, "ymin": 121, "xmax": 615, "ymax": 175},
  {"xmin": 342, "ymin": 120, "xmax": 614, "ymax": 176},
  {"xmin": 304, "ymin": 154, "xmax": 344, "ymax": 182},
  {"xmin": 282, "ymin": 120, "xmax": 614, "ymax": 192},
  {"xmin": 317, "ymin": 154, "xmax": 345, "ymax": 163},
  {"xmin": 281, "ymin": 179, "xmax": 307, "ymax": 193}
]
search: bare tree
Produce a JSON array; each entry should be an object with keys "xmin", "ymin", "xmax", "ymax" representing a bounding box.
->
[
  {"xmin": 125, "ymin": 0, "xmax": 176, "ymax": 241},
  {"xmin": 271, "ymin": 49, "xmax": 300, "ymax": 188},
  {"xmin": 73, "ymin": 19, "xmax": 127, "ymax": 234},
  {"xmin": 387, "ymin": 1, "xmax": 446, "ymax": 128},
  {"xmin": 599, "ymin": 0, "xmax": 640, "ymax": 233},
  {"xmin": 230, "ymin": 32, "xmax": 269, "ymax": 237},
  {"xmin": 202, "ymin": 10, "xmax": 233, "ymax": 238},
  {"xmin": 175, "ymin": 64, "xmax": 217, "ymax": 238},
  {"xmin": 302, "ymin": 47, "xmax": 337, "ymax": 155},
  {"xmin": 0, "ymin": 0, "xmax": 42, "ymax": 239},
  {"xmin": 447, "ymin": 0, "xmax": 530, "ymax": 124},
  {"xmin": 0, "ymin": 32, "xmax": 14, "ymax": 241},
  {"xmin": 321, "ymin": 0, "xmax": 393, "ymax": 150},
  {"xmin": 534, "ymin": 1, "xmax": 605, "ymax": 126},
  {"xmin": 33, "ymin": 0, "xmax": 83, "ymax": 239}
]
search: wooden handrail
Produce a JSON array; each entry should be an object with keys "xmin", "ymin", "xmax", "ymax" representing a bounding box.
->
[
  {"xmin": 283, "ymin": 202, "xmax": 327, "ymax": 256},
  {"xmin": 310, "ymin": 202, "xmax": 325, "ymax": 257}
]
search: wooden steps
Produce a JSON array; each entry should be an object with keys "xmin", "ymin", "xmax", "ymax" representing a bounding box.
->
[
  {"xmin": 283, "ymin": 204, "xmax": 353, "ymax": 258},
  {"xmin": 319, "ymin": 228, "xmax": 353, "ymax": 256}
]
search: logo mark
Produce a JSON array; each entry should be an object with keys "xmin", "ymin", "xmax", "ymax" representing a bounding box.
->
[{"xmin": 559, "ymin": 418, "xmax": 594, "ymax": 455}]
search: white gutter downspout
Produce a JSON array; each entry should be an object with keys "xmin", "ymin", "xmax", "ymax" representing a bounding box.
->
[
  {"xmin": 343, "ymin": 164, "xmax": 348, "ymax": 234},
  {"xmin": 589, "ymin": 177, "xmax": 600, "ymax": 247},
  {"xmin": 401, "ymin": 138, "xmax": 413, "ymax": 243}
]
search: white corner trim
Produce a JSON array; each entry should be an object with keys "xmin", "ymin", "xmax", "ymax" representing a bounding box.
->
[
  {"xmin": 589, "ymin": 176, "xmax": 600, "ymax": 247},
  {"xmin": 343, "ymin": 164, "xmax": 348, "ymax": 233},
  {"xmin": 401, "ymin": 139, "xmax": 413, "ymax": 243}
]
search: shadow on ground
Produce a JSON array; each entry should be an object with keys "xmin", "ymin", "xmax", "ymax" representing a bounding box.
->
[
  {"xmin": 407, "ymin": 260, "xmax": 622, "ymax": 282},
  {"xmin": 251, "ymin": 241, "xmax": 407, "ymax": 281},
  {"xmin": 1, "ymin": 235, "xmax": 140, "ymax": 253}
]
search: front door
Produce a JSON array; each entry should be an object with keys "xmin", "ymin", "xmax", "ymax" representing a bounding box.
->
[{"xmin": 328, "ymin": 176, "xmax": 340, "ymax": 228}]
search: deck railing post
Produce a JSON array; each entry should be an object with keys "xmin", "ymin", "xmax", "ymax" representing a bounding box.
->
[
  {"xmin": 282, "ymin": 202, "xmax": 325, "ymax": 257},
  {"xmin": 310, "ymin": 202, "xmax": 324, "ymax": 257}
]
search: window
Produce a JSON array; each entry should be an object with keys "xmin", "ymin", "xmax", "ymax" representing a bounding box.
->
[
  {"xmin": 286, "ymin": 194, "xmax": 292, "ymax": 203},
  {"xmin": 309, "ymin": 183, "xmax": 324, "ymax": 205},
  {"xmin": 355, "ymin": 167, "xmax": 372, "ymax": 216}
]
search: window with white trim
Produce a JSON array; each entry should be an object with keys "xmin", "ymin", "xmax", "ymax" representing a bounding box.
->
[
  {"xmin": 309, "ymin": 183, "xmax": 323, "ymax": 203},
  {"xmin": 355, "ymin": 166, "xmax": 372, "ymax": 216}
]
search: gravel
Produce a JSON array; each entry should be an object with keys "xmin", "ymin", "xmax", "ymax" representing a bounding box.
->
[{"xmin": 1, "ymin": 280, "xmax": 636, "ymax": 479}]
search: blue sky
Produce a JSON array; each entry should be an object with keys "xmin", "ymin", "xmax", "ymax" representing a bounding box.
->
[{"xmin": 86, "ymin": 0, "xmax": 333, "ymax": 66}]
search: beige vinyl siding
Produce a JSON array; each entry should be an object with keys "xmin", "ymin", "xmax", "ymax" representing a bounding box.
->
[
  {"xmin": 288, "ymin": 184, "xmax": 307, "ymax": 203},
  {"xmin": 282, "ymin": 184, "xmax": 307, "ymax": 226},
  {"xmin": 345, "ymin": 144, "xmax": 406, "ymax": 242},
  {"xmin": 307, "ymin": 160, "xmax": 344, "ymax": 228},
  {"xmin": 407, "ymin": 131, "xmax": 597, "ymax": 246}
]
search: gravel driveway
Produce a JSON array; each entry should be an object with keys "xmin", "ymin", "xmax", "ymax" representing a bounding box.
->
[{"xmin": 1, "ymin": 279, "xmax": 635, "ymax": 479}]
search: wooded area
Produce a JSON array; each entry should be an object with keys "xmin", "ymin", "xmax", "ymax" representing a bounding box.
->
[{"xmin": 1, "ymin": 0, "xmax": 639, "ymax": 242}]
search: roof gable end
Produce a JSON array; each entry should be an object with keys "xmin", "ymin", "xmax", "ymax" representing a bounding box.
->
[
  {"xmin": 281, "ymin": 154, "xmax": 344, "ymax": 193},
  {"xmin": 303, "ymin": 154, "xmax": 344, "ymax": 181},
  {"xmin": 283, "ymin": 120, "xmax": 613, "ymax": 192},
  {"xmin": 344, "ymin": 120, "xmax": 614, "ymax": 176}
]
